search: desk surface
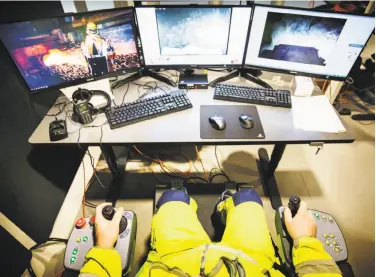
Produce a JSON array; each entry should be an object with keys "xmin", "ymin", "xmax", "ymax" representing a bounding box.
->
[{"xmin": 29, "ymin": 71, "xmax": 354, "ymax": 145}]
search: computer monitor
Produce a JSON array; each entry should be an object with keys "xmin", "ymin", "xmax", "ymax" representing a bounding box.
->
[
  {"xmin": 135, "ymin": 5, "xmax": 252, "ymax": 68},
  {"xmin": 244, "ymin": 5, "xmax": 375, "ymax": 80},
  {"xmin": 0, "ymin": 8, "xmax": 141, "ymax": 93}
]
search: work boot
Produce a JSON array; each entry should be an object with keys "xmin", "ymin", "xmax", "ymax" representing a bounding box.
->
[{"xmin": 216, "ymin": 190, "xmax": 233, "ymax": 225}]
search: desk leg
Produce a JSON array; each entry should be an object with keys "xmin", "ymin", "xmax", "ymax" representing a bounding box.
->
[
  {"xmin": 258, "ymin": 144, "xmax": 286, "ymax": 210},
  {"xmin": 100, "ymin": 146, "xmax": 129, "ymax": 205},
  {"xmin": 100, "ymin": 145, "xmax": 119, "ymax": 177}
]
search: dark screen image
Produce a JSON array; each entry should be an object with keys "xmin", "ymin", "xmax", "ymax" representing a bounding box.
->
[
  {"xmin": 0, "ymin": 9, "xmax": 140, "ymax": 91},
  {"xmin": 155, "ymin": 7, "xmax": 231, "ymax": 56},
  {"xmin": 259, "ymin": 12, "xmax": 346, "ymax": 66}
]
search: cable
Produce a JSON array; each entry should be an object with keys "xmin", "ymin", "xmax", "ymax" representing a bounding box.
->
[
  {"xmin": 135, "ymin": 146, "xmax": 207, "ymax": 184},
  {"xmin": 121, "ymin": 83, "xmax": 130, "ymax": 105},
  {"xmin": 77, "ymin": 127, "xmax": 106, "ymax": 190},
  {"xmin": 46, "ymin": 101, "xmax": 69, "ymax": 117},
  {"xmin": 210, "ymin": 173, "xmax": 230, "ymax": 183},
  {"xmin": 30, "ymin": 238, "xmax": 68, "ymax": 252},
  {"xmin": 85, "ymin": 200, "xmax": 98, "ymax": 208},
  {"xmin": 81, "ymin": 144, "xmax": 86, "ymax": 218},
  {"xmin": 214, "ymin": 146, "xmax": 231, "ymax": 181},
  {"xmin": 214, "ymin": 146, "xmax": 225, "ymax": 174},
  {"xmin": 183, "ymin": 176, "xmax": 209, "ymax": 185},
  {"xmin": 195, "ymin": 146, "xmax": 208, "ymax": 180}
]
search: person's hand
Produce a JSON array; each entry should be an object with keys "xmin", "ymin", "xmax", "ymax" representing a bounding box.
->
[
  {"xmin": 284, "ymin": 201, "xmax": 317, "ymax": 240},
  {"xmin": 95, "ymin": 203, "xmax": 124, "ymax": 248}
]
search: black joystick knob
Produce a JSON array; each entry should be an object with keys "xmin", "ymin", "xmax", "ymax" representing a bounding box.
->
[
  {"xmin": 288, "ymin": 196, "xmax": 301, "ymax": 217},
  {"xmin": 102, "ymin": 205, "xmax": 115, "ymax": 220},
  {"xmin": 102, "ymin": 205, "xmax": 127, "ymax": 234}
]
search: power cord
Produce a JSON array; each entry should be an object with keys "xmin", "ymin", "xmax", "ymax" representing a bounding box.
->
[
  {"xmin": 214, "ymin": 146, "xmax": 231, "ymax": 182},
  {"xmin": 28, "ymin": 238, "xmax": 68, "ymax": 277}
]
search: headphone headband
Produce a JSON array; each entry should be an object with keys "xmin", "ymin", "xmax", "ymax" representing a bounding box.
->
[{"xmin": 72, "ymin": 88, "xmax": 111, "ymax": 114}]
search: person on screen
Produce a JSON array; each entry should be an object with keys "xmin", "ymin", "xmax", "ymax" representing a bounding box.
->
[
  {"xmin": 81, "ymin": 22, "xmax": 115, "ymax": 75},
  {"xmin": 80, "ymin": 190, "xmax": 341, "ymax": 277}
]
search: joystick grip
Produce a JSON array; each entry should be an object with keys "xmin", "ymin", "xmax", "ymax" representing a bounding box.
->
[
  {"xmin": 288, "ymin": 196, "xmax": 301, "ymax": 217},
  {"xmin": 102, "ymin": 205, "xmax": 127, "ymax": 234},
  {"xmin": 102, "ymin": 205, "xmax": 115, "ymax": 220}
]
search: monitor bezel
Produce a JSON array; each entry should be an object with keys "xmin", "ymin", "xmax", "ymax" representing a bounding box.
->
[
  {"xmin": 0, "ymin": 7, "xmax": 142, "ymax": 94},
  {"xmin": 243, "ymin": 4, "xmax": 375, "ymax": 81},
  {"xmin": 135, "ymin": 5, "xmax": 253, "ymax": 69}
]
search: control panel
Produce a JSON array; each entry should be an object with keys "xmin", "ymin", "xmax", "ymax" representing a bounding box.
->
[
  {"xmin": 310, "ymin": 210, "xmax": 347, "ymax": 262},
  {"xmin": 64, "ymin": 206, "xmax": 137, "ymax": 274},
  {"xmin": 275, "ymin": 196, "xmax": 348, "ymax": 274}
]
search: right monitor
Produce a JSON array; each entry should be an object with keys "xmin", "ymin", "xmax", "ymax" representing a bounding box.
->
[{"xmin": 245, "ymin": 5, "xmax": 375, "ymax": 80}]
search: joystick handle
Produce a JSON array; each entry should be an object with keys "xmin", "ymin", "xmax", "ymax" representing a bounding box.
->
[
  {"xmin": 288, "ymin": 196, "xmax": 301, "ymax": 217},
  {"xmin": 102, "ymin": 205, "xmax": 115, "ymax": 220},
  {"xmin": 102, "ymin": 205, "xmax": 127, "ymax": 234}
]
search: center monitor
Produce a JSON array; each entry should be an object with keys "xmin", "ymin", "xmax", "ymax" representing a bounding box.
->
[
  {"xmin": 135, "ymin": 6, "xmax": 252, "ymax": 68},
  {"xmin": 0, "ymin": 8, "xmax": 141, "ymax": 93}
]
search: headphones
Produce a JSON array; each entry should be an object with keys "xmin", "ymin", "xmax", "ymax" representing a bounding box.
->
[{"xmin": 72, "ymin": 88, "xmax": 111, "ymax": 114}]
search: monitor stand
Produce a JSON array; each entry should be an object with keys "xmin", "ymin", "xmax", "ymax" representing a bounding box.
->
[
  {"xmin": 209, "ymin": 68, "xmax": 272, "ymax": 89},
  {"xmin": 111, "ymin": 69, "xmax": 176, "ymax": 90}
]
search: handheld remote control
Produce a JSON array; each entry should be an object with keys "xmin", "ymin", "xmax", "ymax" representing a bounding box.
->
[{"xmin": 64, "ymin": 206, "xmax": 137, "ymax": 275}]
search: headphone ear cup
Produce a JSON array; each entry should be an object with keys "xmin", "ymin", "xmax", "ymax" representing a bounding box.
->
[
  {"xmin": 72, "ymin": 88, "xmax": 92, "ymax": 102},
  {"xmin": 91, "ymin": 90, "xmax": 111, "ymax": 113}
]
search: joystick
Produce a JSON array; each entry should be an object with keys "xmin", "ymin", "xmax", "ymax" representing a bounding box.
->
[
  {"xmin": 287, "ymin": 196, "xmax": 301, "ymax": 217},
  {"xmin": 102, "ymin": 205, "xmax": 128, "ymax": 234},
  {"xmin": 102, "ymin": 205, "xmax": 115, "ymax": 220},
  {"xmin": 275, "ymin": 196, "xmax": 350, "ymax": 276},
  {"xmin": 64, "ymin": 207, "xmax": 137, "ymax": 274}
]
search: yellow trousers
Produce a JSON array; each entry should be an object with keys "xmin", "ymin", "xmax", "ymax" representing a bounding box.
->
[{"xmin": 137, "ymin": 189, "xmax": 285, "ymax": 276}]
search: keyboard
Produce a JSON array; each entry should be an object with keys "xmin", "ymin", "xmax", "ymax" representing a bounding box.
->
[
  {"xmin": 214, "ymin": 83, "xmax": 292, "ymax": 108},
  {"xmin": 106, "ymin": 90, "xmax": 192, "ymax": 129}
]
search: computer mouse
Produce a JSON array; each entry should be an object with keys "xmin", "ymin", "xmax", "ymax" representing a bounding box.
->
[
  {"xmin": 239, "ymin": 114, "xmax": 254, "ymax": 129},
  {"xmin": 209, "ymin": 116, "xmax": 226, "ymax": 131}
]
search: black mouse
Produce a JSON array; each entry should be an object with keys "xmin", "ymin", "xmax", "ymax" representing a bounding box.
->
[
  {"xmin": 239, "ymin": 114, "xmax": 254, "ymax": 129},
  {"xmin": 209, "ymin": 116, "xmax": 226, "ymax": 131}
]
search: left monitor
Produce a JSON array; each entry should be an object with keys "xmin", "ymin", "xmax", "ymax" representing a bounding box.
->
[{"xmin": 0, "ymin": 8, "xmax": 141, "ymax": 93}]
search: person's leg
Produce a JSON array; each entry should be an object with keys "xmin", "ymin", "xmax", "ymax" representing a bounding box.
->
[
  {"xmin": 217, "ymin": 189, "xmax": 276, "ymax": 267},
  {"xmin": 151, "ymin": 190, "xmax": 211, "ymax": 257}
]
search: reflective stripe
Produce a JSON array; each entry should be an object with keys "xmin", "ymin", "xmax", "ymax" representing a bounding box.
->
[
  {"xmin": 295, "ymin": 259, "xmax": 342, "ymax": 276},
  {"xmin": 195, "ymin": 244, "xmax": 259, "ymax": 265},
  {"xmin": 79, "ymin": 274, "xmax": 100, "ymax": 277},
  {"xmin": 149, "ymin": 262, "xmax": 190, "ymax": 277}
]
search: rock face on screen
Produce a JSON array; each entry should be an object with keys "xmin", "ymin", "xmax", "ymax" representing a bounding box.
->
[
  {"xmin": 259, "ymin": 12, "xmax": 346, "ymax": 66},
  {"xmin": 155, "ymin": 7, "xmax": 231, "ymax": 56}
]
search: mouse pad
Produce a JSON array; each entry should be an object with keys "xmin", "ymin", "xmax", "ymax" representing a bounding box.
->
[{"xmin": 200, "ymin": 105, "xmax": 265, "ymax": 139}]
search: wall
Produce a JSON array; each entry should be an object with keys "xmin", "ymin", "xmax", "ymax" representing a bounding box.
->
[{"xmin": 0, "ymin": 1, "xmax": 81, "ymax": 242}]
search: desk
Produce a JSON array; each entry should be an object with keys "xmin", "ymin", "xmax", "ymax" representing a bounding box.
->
[{"xmin": 29, "ymin": 71, "xmax": 354, "ymax": 209}]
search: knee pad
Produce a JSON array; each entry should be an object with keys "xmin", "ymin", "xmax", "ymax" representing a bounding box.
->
[
  {"xmin": 233, "ymin": 189, "xmax": 263, "ymax": 207},
  {"xmin": 156, "ymin": 190, "xmax": 190, "ymax": 209}
]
